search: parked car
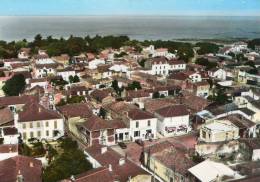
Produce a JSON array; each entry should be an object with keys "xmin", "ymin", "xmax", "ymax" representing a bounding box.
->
[
  {"xmin": 118, "ymin": 142, "xmax": 127, "ymax": 149},
  {"xmin": 135, "ymin": 139, "xmax": 144, "ymax": 146}
]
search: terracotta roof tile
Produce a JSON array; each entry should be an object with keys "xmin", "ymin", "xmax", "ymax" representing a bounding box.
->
[
  {"xmin": 128, "ymin": 108, "xmax": 155, "ymax": 120},
  {"xmin": 18, "ymin": 102, "xmax": 61, "ymax": 122},
  {"xmin": 155, "ymin": 105, "xmax": 189, "ymax": 117},
  {"xmin": 0, "ymin": 155, "xmax": 42, "ymax": 182},
  {"xmin": 57, "ymin": 103, "xmax": 93, "ymax": 119}
]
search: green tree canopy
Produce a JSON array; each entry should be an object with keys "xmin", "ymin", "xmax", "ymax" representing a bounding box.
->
[
  {"xmin": 248, "ymin": 39, "xmax": 260, "ymax": 50},
  {"xmin": 127, "ymin": 81, "xmax": 142, "ymax": 90},
  {"xmin": 195, "ymin": 58, "xmax": 218, "ymax": 70},
  {"xmin": 196, "ymin": 42, "xmax": 220, "ymax": 55},
  {"xmin": 3, "ymin": 74, "xmax": 26, "ymax": 96},
  {"xmin": 43, "ymin": 138, "xmax": 92, "ymax": 182}
]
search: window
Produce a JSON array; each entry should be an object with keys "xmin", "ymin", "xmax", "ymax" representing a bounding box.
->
[
  {"xmin": 30, "ymin": 132, "xmax": 34, "ymax": 138},
  {"xmin": 23, "ymin": 123, "xmax": 26, "ymax": 129},
  {"xmin": 37, "ymin": 122, "xmax": 40, "ymax": 128},
  {"xmin": 134, "ymin": 131, "xmax": 140, "ymax": 137},
  {"xmin": 136, "ymin": 121, "xmax": 139, "ymax": 128},
  {"xmin": 23, "ymin": 132, "xmax": 27, "ymax": 140},
  {"xmin": 30, "ymin": 123, "xmax": 33, "ymax": 128},
  {"xmin": 54, "ymin": 121, "xmax": 57, "ymax": 129},
  {"xmin": 45, "ymin": 121, "xmax": 49, "ymax": 127},
  {"xmin": 148, "ymin": 120, "xmax": 151, "ymax": 127},
  {"xmin": 202, "ymin": 130, "xmax": 206, "ymax": 139},
  {"xmin": 46, "ymin": 130, "xmax": 49, "ymax": 137},
  {"xmin": 37, "ymin": 131, "xmax": 41, "ymax": 137}
]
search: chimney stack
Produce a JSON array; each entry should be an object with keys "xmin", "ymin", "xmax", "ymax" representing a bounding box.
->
[
  {"xmin": 29, "ymin": 162, "xmax": 34, "ymax": 168},
  {"xmin": 101, "ymin": 146, "xmax": 107, "ymax": 154},
  {"xmin": 119, "ymin": 158, "xmax": 125, "ymax": 166},
  {"xmin": 108, "ymin": 164, "xmax": 112, "ymax": 172}
]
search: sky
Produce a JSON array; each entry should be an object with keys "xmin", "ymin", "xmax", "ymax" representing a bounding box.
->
[{"xmin": 0, "ymin": 0, "xmax": 260, "ymax": 16}]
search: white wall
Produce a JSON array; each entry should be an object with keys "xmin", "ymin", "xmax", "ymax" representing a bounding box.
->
[
  {"xmin": 16, "ymin": 118, "xmax": 64, "ymax": 142},
  {"xmin": 0, "ymin": 152, "xmax": 18, "ymax": 161},
  {"xmin": 3, "ymin": 134, "xmax": 19, "ymax": 145},
  {"xmin": 129, "ymin": 118, "xmax": 157, "ymax": 141},
  {"xmin": 252, "ymin": 149, "xmax": 260, "ymax": 161},
  {"xmin": 156, "ymin": 114, "xmax": 190, "ymax": 137},
  {"xmin": 57, "ymin": 71, "xmax": 76, "ymax": 82}
]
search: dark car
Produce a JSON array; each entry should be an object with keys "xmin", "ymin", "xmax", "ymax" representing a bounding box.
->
[
  {"xmin": 118, "ymin": 142, "xmax": 127, "ymax": 149},
  {"xmin": 135, "ymin": 139, "xmax": 144, "ymax": 146}
]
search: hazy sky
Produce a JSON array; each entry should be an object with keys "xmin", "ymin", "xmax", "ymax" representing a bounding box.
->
[{"xmin": 1, "ymin": 0, "xmax": 260, "ymax": 16}]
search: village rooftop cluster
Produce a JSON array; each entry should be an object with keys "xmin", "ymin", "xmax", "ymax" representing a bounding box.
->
[{"xmin": 0, "ymin": 36, "xmax": 260, "ymax": 182}]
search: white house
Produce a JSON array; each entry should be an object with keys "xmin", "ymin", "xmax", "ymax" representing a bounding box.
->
[
  {"xmin": 186, "ymin": 71, "xmax": 202, "ymax": 83},
  {"xmin": 56, "ymin": 67, "xmax": 76, "ymax": 82},
  {"xmin": 29, "ymin": 78, "xmax": 48, "ymax": 89},
  {"xmin": 153, "ymin": 48, "xmax": 168, "ymax": 57},
  {"xmin": 145, "ymin": 57, "xmax": 169, "ymax": 76},
  {"xmin": 34, "ymin": 64, "xmax": 58, "ymax": 78},
  {"xmin": 88, "ymin": 59, "xmax": 105, "ymax": 69},
  {"xmin": 1, "ymin": 127, "xmax": 19, "ymax": 145},
  {"xmin": 0, "ymin": 144, "xmax": 18, "ymax": 161},
  {"xmin": 15, "ymin": 102, "xmax": 64, "ymax": 142},
  {"xmin": 3, "ymin": 58, "xmax": 29, "ymax": 69},
  {"xmin": 234, "ymin": 95, "xmax": 260, "ymax": 123},
  {"xmin": 208, "ymin": 68, "xmax": 227, "ymax": 80},
  {"xmin": 155, "ymin": 105, "xmax": 190, "ymax": 137},
  {"xmin": 126, "ymin": 108, "xmax": 157, "ymax": 141},
  {"xmin": 168, "ymin": 59, "xmax": 186, "ymax": 72}
]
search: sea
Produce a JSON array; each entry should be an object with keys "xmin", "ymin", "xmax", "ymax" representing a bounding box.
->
[{"xmin": 0, "ymin": 16, "xmax": 260, "ymax": 41}]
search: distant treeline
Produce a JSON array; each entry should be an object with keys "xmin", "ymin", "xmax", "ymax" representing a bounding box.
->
[{"xmin": 0, "ymin": 34, "xmax": 259, "ymax": 62}]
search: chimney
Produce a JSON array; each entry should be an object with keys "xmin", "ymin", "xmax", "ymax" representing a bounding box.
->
[
  {"xmin": 29, "ymin": 162, "xmax": 34, "ymax": 168},
  {"xmin": 119, "ymin": 158, "xmax": 125, "ymax": 166},
  {"xmin": 108, "ymin": 164, "xmax": 112, "ymax": 172},
  {"xmin": 101, "ymin": 146, "xmax": 107, "ymax": 154},
  {"xmin": 70, "ymin": 175, "xmax": 75, "ymax": 181},
  {"xmin": 17, "ymin": 170, "xmax": 24, "ymax": 182}
]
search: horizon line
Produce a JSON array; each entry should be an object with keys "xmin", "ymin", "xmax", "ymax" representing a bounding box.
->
[{"xmin": 0, "ymin": 14, "xmax": 260, "ymax": 17}]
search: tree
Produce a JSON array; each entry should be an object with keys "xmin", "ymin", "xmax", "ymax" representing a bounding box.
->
[
  {"xmin": 196, "ymin": 42, "xmax": 220, "ymax": 55},
  {"xmin": 127, "ymin": 81, "xmax": 142, "ymax": 90},
  {"xmin": 69, "ymin": 75, "xmax": 74, "ymax": 83},
  {"xmin": 114, "ymin": 52, "xmax": 128, "ymax": 58},
  {"xmin": 3, "ymin": 74, "xmax": 26, "ymax": 96},
  {"xmin": 69, "ymin": 75, "xmax": 80, "ymax": 83},
  {"xmin": 67, "ymin": 96, "xmax": 85, "ymax": 104},
  {"xmin": 152, "ymin": 92, "xmax": 160, "ymax": 98},
  {"xmin": 138, "ymin": 59, "xmax": 146, "ymax": 67},
  {"xmin": 73, "ymin": 75, "xmax": 80, "ymax": 83},
  {"xmin": 99, "ymin": 107, "xmax": 107, "ymax": 119},
  {"xmin": 112, "ymin": 80, "xmax": 119, "ymax": 92},
  {"xmin": 43, "ymin": 138, "xmax": 92, "ymax": 182},
  {"xmin": 244, "ymin": 61, "xmax": 256, "ymax": 68},
  {"xmin": 248, "ymin": 39, "xmax": 260, "ymax": 50},
  {"xmin": 195, "ymin": 58, "xmax": 217, "ymax": 70}
]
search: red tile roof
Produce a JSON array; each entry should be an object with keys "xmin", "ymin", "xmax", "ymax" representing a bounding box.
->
[
  {"xmin": 57, "ymin": 103, "xmax": 93, "ymax": 119},
  {"xmin": 0, "ymin": 144, "xmax": 18, "ymax": 153},
  {"xmin": 0, "ymin": 107, "xmax": 14, "ymax": 126},
  {"xmin": 80, "ymin": 116, "xmax": 113, "ymax": 131},
  {"xmin": 18, "ymin": 102, "xmax": 61, "ymax": 122},
  {"xmin": 85, "ymin": 145, "xmax": 149, "ymax": 182},
  {"xmin": 0, "ymin": 155, "xmax": 42, "ymax": 182},
  {"xmin": 61, "ymin": 167, "xmax": 114, "ymax": 182},
  {"xmin": 0, "ymin": 95, "xmax": 38, "ymax": 107},
  {"xmin": 155, "ymin": 105, "xmax": 189, "ymax": 117},
  {"xmin": 128, "ymin": 108, "xmax": 155, "ymax": 120}
]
